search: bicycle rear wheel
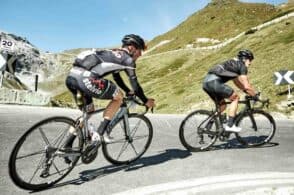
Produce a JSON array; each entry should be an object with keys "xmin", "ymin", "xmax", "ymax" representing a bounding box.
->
[
  {"xmin": 179, "ymin": 110, "xmax": 218, "ymax": 152},
  {"xmin": 9, "ymin": 117, "xmax": 83, "ymax": 191},
  {"xmin": 235, "ymin": 110, "xmax": 276, "ymax": 147},
  {"xmin": 103, "ymin": 114, "xmax": 153, "ymax": 165}
]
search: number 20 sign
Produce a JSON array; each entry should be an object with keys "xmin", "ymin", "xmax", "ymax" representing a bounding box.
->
[{"xmin": 0, "ymin": 39, "xmax": 15, "ymax": 52}]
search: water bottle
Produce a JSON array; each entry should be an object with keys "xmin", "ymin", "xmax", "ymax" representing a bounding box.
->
[{"xmin": 88, "ymin": 123, "xmax": 100, "ymax": 142}]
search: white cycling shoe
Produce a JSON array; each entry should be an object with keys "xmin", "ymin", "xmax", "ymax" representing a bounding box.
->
[
  {"xmin": 103, "ymin": 134, "xmax": 115, "ymax": 143},
  {"xmin": 92, "ymin": 131, "xmax": 114, "ymax": 143},
  {"xmin": 225, "ymin": 125, "xmax": 242, "ymax": 133}
]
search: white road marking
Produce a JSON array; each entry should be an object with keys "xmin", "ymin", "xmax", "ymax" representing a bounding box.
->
[{"xmin": 114, "ymin": 172, "xmax": 294, "ymax": 195}]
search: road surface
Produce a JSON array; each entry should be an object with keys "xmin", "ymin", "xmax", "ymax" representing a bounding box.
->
[{"xmin": 0, "ymin": 105, "xmax": 293, "ymax": 195}]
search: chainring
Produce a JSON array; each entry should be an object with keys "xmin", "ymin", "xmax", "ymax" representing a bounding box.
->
[{"xmin": 81, "ymin": 144, "xmax": 100, "ymax": 164}]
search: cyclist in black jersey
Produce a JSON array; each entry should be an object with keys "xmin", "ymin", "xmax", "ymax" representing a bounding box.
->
[
  {"xmin": 203, "ymin": 49, "xmax": 257, "ymax": 132},
  {"xmin": 64, "ymin": 34, "xmax": 155, "ymax": 149}
]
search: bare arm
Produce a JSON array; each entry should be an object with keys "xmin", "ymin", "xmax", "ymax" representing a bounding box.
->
[
  {"xmin": 237, "ymin": 75, "xmax": 256, "ymax": 96},
  {"xmin": 233, "ymin": 78, "xmax": 245, "ymax": 90}
]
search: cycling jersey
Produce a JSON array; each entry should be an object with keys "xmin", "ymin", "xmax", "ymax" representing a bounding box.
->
[
  {"xmin": 208, "ymin": 59, "xmax": 247, "ymax": 83},
  {"xmin": 203, "ymin": 58, "xmax": 247, "ymax": 103},
  {"xmin": 70, "ymin": 49, "xmax": 147, "ymax": 103}
]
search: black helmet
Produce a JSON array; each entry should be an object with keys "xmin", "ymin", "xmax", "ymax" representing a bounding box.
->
[
  {"xmin": 237, "ymin": 49, "xmax": 254, "ymax": 61},
  {"xmin": 122, "ymin": 34, "xmax": 147, "ymax": 50}
]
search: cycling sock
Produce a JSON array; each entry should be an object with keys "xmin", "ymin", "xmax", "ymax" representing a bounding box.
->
[
  {"xmin": 227, "ymin": 116, "xmax": 234, "ymax": 127},
  {"xmin": 97, "ymin": 119, "xmax": 111, "ymax": 135}
]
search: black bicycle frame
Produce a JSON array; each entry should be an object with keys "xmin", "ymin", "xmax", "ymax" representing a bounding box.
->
[{"xmin": 200, "ymin": 97, "xmax": 256, "ymax": 135}]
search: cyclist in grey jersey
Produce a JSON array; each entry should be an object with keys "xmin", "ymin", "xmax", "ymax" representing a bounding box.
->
[
  {"xmin": 203, "ymin": 49, "xmax": 257, "ymax": 132},
  {"xmin": 64, "ymin": 34, "xmax": 155, "ymax": 150},
  {"xmin": 68, "ymin": 48, "xmax": 148, "ymax": 102}
]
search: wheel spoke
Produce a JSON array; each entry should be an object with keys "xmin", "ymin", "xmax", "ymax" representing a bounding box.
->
[
  {"xmin": 130, "ymin": 143, "xmax": 138, "ymax": 155},
  {"xmin": 116, "ymin": 141, "xmax": 129, "ymax": 160},
  {"xmin": 130, "ymin": 119, "xmax": 142, "ymax": 137},
  {"xmin": 28, "ymin": 154, "xmax": 47, "ymax": 183},
  {"xmin": 16, "ymin": 150, "xmax": 45, "ymax": 160},
  {"xmin": 52, "ymin": 161, "xmax": 63, "ymax": 176},
  {"xmin": 52, "ymin": 128, "xmax": 69, "ymax": 149},
  {"xmin": 132, "ymin": 135, "xmax": 148, "ymax": 141},
  {"xmin": 39, "ymin": 127, "xmax": 51, "ymax": 146},
  {"xmin": 109, "ymin": 138, "xmax": 126, "ymax": 144}
]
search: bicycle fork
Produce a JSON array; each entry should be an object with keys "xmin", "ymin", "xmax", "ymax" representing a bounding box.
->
[
  {"xmin": 123, "ymin": 113, "xmax": 132, "ymax": 142},
  {"xmin": 107, "ymin": 106, "xmax": 132, "ymax": 141}
]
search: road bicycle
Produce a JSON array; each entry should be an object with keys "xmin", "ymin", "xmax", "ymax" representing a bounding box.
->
[
  {"xmin": 9, "ymin": 94, "xmax": 153, "ymax": 190},
  {"xmin": 179, "ymin": 95, "xmax": 276, "ymax": 152}
]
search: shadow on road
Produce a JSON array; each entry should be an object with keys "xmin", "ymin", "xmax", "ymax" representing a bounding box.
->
[
  {"xmin": 208, "ymin": 137, "xmax": 279, "ymax": 151},
  {"xmin": 30, "ymin": 148, "xmax": 191, "ymax": 193}
]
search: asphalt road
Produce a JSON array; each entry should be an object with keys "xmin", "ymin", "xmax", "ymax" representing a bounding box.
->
[{"xmin": 0, "ymin": 105, "xmax": 294, "ymax": 195}]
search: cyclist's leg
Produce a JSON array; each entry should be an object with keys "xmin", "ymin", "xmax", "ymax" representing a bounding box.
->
[
  {"xmin": 203, "ymin": 79, "xmax": 222, "ymax": 129},
  {"xmin": 227, "ymin": 91, "xmax": 240, "ymax": 126},
  {"xmin": 82, "ymin": 77, "xmax": 123, "ymax": 137},
  {"xmin": 203, "ymin": 78, "xmax": 226, "ymax": 113},
  {"xmin": 63, "ymin": 76, "xmax": 88, "ymax": 150},
  {"xmin": 216, "ymin": 84, "xmax": 241, "ymax": 132},
  {"xmin": 64, "ymin": 72, "xmax": 95, "ymax": 144},
  {"xmin": 97, "ymin": 89, "xmax": 123, "ymax": 136}
]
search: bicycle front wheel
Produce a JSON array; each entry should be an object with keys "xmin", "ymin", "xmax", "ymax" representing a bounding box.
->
[
  {"xmin": 9, "ymin": 117, "xmax": 83, "ymax": 191},
  {"xmin": 179, "ymin": 110, "xmax": 218, "ymax": 152},
  {"xmin": 235, "ymin": 110, "xmax": 276, "ymax": 147},
  {"xmin": 103, "ymin": 114, "xmax": 153, "ymax": 165}
]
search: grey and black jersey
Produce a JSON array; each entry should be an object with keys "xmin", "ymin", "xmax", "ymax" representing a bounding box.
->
[
  {"xmin": 72, "ymin": 49, "xmax": 147, "ymax": 103},
  {"xmin": 208, "ymin": 59, "xmax": 248, "ymax": 83}
]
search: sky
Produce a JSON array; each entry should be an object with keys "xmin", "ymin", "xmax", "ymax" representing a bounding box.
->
[{"xmin": 0, "ymin": 0, "xmax": 288, "ymax": 52}]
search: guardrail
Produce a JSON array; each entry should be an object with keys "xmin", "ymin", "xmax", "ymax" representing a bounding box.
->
[{"xmin": 0, "ymin": 88, "xmax": 50, "ymax": 105}]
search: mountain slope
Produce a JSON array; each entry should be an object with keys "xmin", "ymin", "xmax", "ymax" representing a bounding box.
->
[{"xmin": 146, "ymin": 0, "xmax": 291, "ymax": 55}]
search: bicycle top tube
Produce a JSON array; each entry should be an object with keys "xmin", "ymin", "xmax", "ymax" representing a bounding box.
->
[
  {"xmin": 79, "ymin": 95, "xmax": 151, "ymax": 118},
  {"xmin": 222, "ymin": 96, "xmax": 269, "ymax": 106}
]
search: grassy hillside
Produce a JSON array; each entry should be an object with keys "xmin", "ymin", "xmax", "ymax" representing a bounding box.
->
[{"xmin": 146, "ymin": 0, "xmax": 292, "ymax": 55}]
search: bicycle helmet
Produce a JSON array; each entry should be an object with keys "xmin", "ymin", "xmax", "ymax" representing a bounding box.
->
[
  {"xmin": 237, "ymin": 49, "xmax": 254, "ymax": 61},
  {"xmin": 122, "ymin": 34, "xmax": 147, "ymax": 50}
]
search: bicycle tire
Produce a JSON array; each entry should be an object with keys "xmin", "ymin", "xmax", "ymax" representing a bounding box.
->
[
  {"xmin": 235, "ymin": 110, "xmax": 276, "ymax": 147},
  {"xmin": 9, "ymin": 116, "xmax": 83, "ymax": 191},
  {"xmin": 179, "ymin": 110, "xmax": 218, "ymax": 152},
  {"xmin": 103, "ymin": 114, "xmax": 153, "ymax": 165}
]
